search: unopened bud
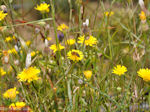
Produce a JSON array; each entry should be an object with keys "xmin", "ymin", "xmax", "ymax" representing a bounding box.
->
[{"xmin": 26, "ymin": 52, "xmax": 31, "ymax": 68}]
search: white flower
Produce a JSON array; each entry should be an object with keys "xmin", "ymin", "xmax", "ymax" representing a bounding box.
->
[
  {"xmin": 83, "ymin": 19, "xmax": 89, "ymax": 27},
  {"xmin": 139, "ymin": 0, "xmax": 145, "ymax": 8},
  {"xmin": 25, "ymin": 52, "xmax": 31, "ymax": 68},
  {"xmin": 14, "ymin": 45, "xmax": 19, "ymax": 52},
  {"xmin": 45, "ymin": 39, "xmax": 49, "ymax": 47}
]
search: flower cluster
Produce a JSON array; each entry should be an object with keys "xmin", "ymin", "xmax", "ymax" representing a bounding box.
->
[
  {"xmin": 137, "ymin": 68, "xmax": 150, "ymax": 81},
  {"xmin": 3, "ymin": 87, "xmax": 19, "ymax": 99},
  {"xmin": 50, "ymin": 44, "xmax": 65, "ymax": 53},
  {"xmin": 67, "ymin": 49, "xmax": 84, "ymax": 62},
  {"xmin": 35, "ymin": 3, "xmax": 50, "ymax": 13},
  {"xmin": 9, "ymin": 102, "xmax": 26, "ymax": 110},
  {"xmin": 112, "ymin": 65, "xmax": 127, "ymax": 76},
  {"xmin": 78, "ymin": 35, "xmax": 97, "ymax": 46},
  {"xmin": 57, "ymin": 24, "xmax": 69, "ymax": 32},
  {"xmin": 17, "ymin": 67, "xmax": 40, "ymax": 83},
  {"xmin": 0, "ymin": 10, "xmax": 7, "ymax": 21}
]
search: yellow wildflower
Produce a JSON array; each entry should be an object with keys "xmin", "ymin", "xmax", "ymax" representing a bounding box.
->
[
  {"xmin": 31, "ymin": 51, "xmax": 36, "ymax": 57},
  {"xmin": 47, "ymin": 37, "xmax": 52, "ymax": 41},
  {"xmin": 35, "ymin": 3, "xmax": 50, "ymax": 13},
  {"xmin": 12, "ymin": 35, "xmax": 16, "ymax": 40},
  {"xmin": 0, "ymin": 68, "xmax": 6, "ymax": 76},
  {"xmin": 67, "ymin": 49, "xmax": 84, "ymax": 62},
  {"xmin": 104, "ymin": 11, "xmax": 114, "ymax": 16},
  {"xmin": 83, "ymin": 70, "xmax": 92, "ymax": 79},
  {"xmin": 5, "ymin": 36, "xmax": 12, "ymax": 42},
  {"xmin": 0, "ymin": 11, "xmax": 7, "ymax": 21},
  {"xmin": 17, "ymin": 66, "xmax": 40, "ymax": 83},
  {"xmin": 78, "ymin": 35, "xmax": 98, "ymax": 46},
  {"xmin": 3, "ymin": 87, "xmax": 19, "ymax": 99},
  {"xmin": 112, "ymin": 65, "xmax": 127, "ymax": 76},
  {"xmin": 66, "ymin": 39, "xmax": 75, "ymax": 45},
  {"xmin": 8, "ymin": 48, "xmax": 17, "ymax": 55},
  {"xmin": 9, "ymin": 102, "xmax": 26, "ymax": 109},
  {"xmin": 49, "ymin": 44, "xmax": 65, "ymax": 53},
  {"xmin": 139, "ymin": 11, "xmax": 146, "ymax": 21},
  {"xmin": 57, "ymin": 24, "xmax": 69, "ymax": 32},
  {"xmin": 26, "ymin": 40, "xmax": 31, "ymax": 46},
  {"xmin": 137, "ymin": 68, "xmax": 150, "ymax": 81}
]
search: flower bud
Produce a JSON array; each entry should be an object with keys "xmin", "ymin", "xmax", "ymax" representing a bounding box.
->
[{"xmin": 26, "ymin": 52, "xmax": 31, "ymax": 68}]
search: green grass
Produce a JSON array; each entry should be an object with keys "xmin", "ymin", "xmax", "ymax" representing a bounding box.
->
[{"xmin": 0, "ymin": 0, "xmax": 150, "ymax": 112}]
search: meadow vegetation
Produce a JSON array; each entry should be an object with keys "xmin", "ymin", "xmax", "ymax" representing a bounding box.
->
[{"xmin": 0, "ymin": 0, "xmax": 150, "ymax": 111}]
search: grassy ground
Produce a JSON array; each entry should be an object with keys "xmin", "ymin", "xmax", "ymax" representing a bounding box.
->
[{"xmin": 0, "ymin": 0, "xmax": 150, "ymax": 112}]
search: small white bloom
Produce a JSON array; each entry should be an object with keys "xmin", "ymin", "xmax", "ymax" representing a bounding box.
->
[
  {"xmin": 45, "ymin": 39, "xmax": 49, "ymax": 47},
  {"xmin": 139, "ymin": 0, "xmax": 145, "ymax": 8},
  {"xmin": 83, "ymin": 19, "xmax": 89, "ymax": 27},
  {"xmin": 4, "ymin": 56, "xmax": 9, "ymax": 63},
  {"xmin": 14, "ymin": 60, "xmax": 19, "ymax": 65},
  {"xmin": 14, "ymin": 45, "xmax": 19, "ymax": 52},
  {"xmin": 26, "ymin": 52, "xmax": 31, "ymax": 68}
]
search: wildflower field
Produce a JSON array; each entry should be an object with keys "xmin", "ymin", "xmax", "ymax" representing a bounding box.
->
[{"xmin": 1, "ymin": 0, "xmax": 150, "ymax": 111}]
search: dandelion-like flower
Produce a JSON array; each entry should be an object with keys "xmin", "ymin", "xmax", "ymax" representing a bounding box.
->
[
  {"xmin": 139, "ymin": 11, "xmax": 146, "ymax": 21},
  {"xmin": 8, "ymin": 48, "xmax": 17, "ymax": 55},
  {"xmin": 26, "ymin": 40, "xmax": 31, "ymax": 46},
  {"xmin": 5, "ymin": 36, "xmax": 12, "ymax": 42},
  {"xmin": 137, "ymin": 68, "xmax": 150, "ymax": 81},
  {"xmin": 78, "ymin": 35, "xmax": 98, "ymax": 46},
  {"xmin": 47, "ymin": 37, "xmax": 52, "ymax": 41},
  {"xmin": 35, "ymin": 3, "xmax": 50, "ymax": 13},
  {"xmin": 112, "ymin": 65, "xmax": 127, "ymax": 76},
  {"xmin": 83, "ymin": 70, "xmax": 92, "ymax": 79},
  {"xmin": 57, "ymin": 24, "xmax": 69, "ymax": 32},
  {"xmin": 66, "ymin": 39, "xmax": 75, "ymax": 45},
  {"xmin": 67, "ymin": 49, "xmax": 84, "ymax": 62},
  {"xmin": 104, "ymin": 11, "xmax": 114, "ymax": 17},
  {"xmin": 0, "ymin": 10, "xmax": 7, "ymax": 21},
  {"xmin": 49, "ymin": 44, "xmax": 65, "ymax": 53},
  {"xmin": 3, "ymin": 87, "xmax": 19, "ymax": 99},
  {"xmin": 17, "ymin": 67, "xmax": 40, "ymax": 83},
  {"xmin": 0, "ymin": 68, "xmax": 6, "ymax": 76},
  {"xmin": 31, "ymin": 51, "xmax": 36, "ymax": 57},
  {"xmin": 9, "ymin": 102, "xmax": 26, "ymax": 110}
]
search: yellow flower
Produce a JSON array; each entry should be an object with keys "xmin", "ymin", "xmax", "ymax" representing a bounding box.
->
[
  {"xmin": 0, "ymin": 11, "xmax": 7, "ymax": 21},
  {"xmin": 12, "ymin": 35, "xmax": 16, "ymax": 40},
  {"xmin": 0, "ymin": 68, "xmax": 6, "ymax": 76},
  {"xmin": 3, "ymin": 87, "xmax": 19, "ymax": 99},
  {"xmin": 66, "ymin": 39, "xmax": 75, "ymax": 45},
  {"xmin": 31, "ymin": 51, "xmax": 36, "ymax": 57},
  {"xmin": 35, "ymin": 3, "xmax": 50, "ymax": 13},
  {"xmin": 26, "ymin": 40, "xmax": 31, "ymax": 46},
  {"xmin": 8, "ymin": 48, "xmax": 17, "ymax": 55},
  {"xmin": 49, "ymin": 44, "xmax": 65, "ymax": 53},
  {"xmin": 47, "ymin": 37, "xmax": 52, "ymax": 41},
  {"xmin": 137, "ymin": 68, "xmax": 150, "ymax": 81},
  {"xmin": 139, "ymin": 11, "xmax": 146, "ymax": 21},
  {"xmin": 67, "ymin": 49, "xmax": 84, "ymax": 62},
  {"xmin": 17, "ymin": 66, "xmax": 40, "ymax": 83},
  {"xmin": 78, "ymin": 35, "xmax": 98, "ymax": 46},
  {"xmin": 15, "ymin": 102, "xmax": 26, "ymax": 109},
  {"xmin": 83, "ymin": 70, "xmax": 92, "ymax": 79},
  {"xmin": 5, "ymin": 36, "xmax": 12, "ymax": 42},
  {"xmin": 9, "ymin": 102, "xmax": 26, "ymax": 109},
  {"xmin": 9, "ymin": 103, "xmax": 16, "ymax": 109},
  {"xmin": 104, "ymin": 11, "xmax": 114, "ymax": 16},
  {"xmin": 112, "ymin": 65, "xmax": 127, "ymax": 76},
  {"xmin": 57, "ymin": 24, "xmax": 69, "ymax": 32}
]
